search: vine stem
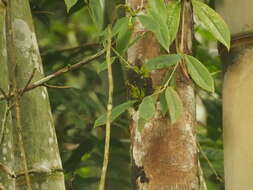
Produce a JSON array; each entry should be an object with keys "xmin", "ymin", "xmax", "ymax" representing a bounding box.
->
[
  {"xmin": 198, "ymin": 142, "xmax": 224, "ymax": 183},
  {"xmin": 98, "ymin": 26, "xmax": 113, "ymax": 190},
  {"xmin": 153, "ymin": 63, "xmax": 179, "ymax": 96}
]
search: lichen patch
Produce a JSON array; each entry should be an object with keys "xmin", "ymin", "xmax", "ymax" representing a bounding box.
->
[
  {"xmin": 13, "ymin": 19, "xmax": 43, "ymax": 73},
  {"xmin": 13, "ymin": 19, "xmax": 32, "ymax": 57}
]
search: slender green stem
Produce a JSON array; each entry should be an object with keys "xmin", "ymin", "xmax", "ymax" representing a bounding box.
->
[
  {"xmin": 198, "ymin": 160, "xmax": 208, "ymax": 190},
  {"xmin": 112, "ymin": 47, "xmax": 135, "ymax": 69},
  {"xmin": 99, "ymin": 26, "xmax": 113, "ymax": 190},
  {"xmin": 180, "ymin": 0, "xmax": 186, "ymax": 53},
  {"xmin": 198, "ymin": 142, "xmax": 224, "ymax": 183},
  {"xmin": 153, "ymin": 63, "xmax": 179, "ymax": 96}
]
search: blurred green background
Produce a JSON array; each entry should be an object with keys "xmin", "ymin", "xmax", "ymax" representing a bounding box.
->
[{"xmin": 30, "ymin": 0, "xmax": 224, "ymax": 189}]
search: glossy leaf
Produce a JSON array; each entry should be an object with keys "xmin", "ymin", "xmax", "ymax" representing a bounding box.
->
[
  {"xmin": 139, "ymin": 96, "xmax": 156, "ymax": 120},
  {"xmin": 167, "ymin": 1, "xmax": 181, "ymax": 42},
  {"xmin": 139, "ymin": 14, "xmax": 171, "ymax": 51},
  {"xmin": 144, "ymin": 54, "xmax": 181, "ymax": 71},
  {"xmin": 148, "ymin": 0, "xmax": 167, "ymax": 20},
  {"xmin": 165, "ymin": 87, "xmax": 183, "ymax": 124},
  {"xmin": 192, "ymin": 0, "xmax": 230, "ymax": 50},
  {"xmin": 160, "ymin": 92, "xmax": 168, "ymax": 115},
  {"xmin": 138, "ymin": 15, "xmax": 158, "ymax": 33},
  {"xmin": 64, "ymin": 0, "xmax": 79, "ymax": 12},
  {"xmin": 149, "ymin": 11, "xmax": 171, "ymax": 51},
  {"xmin": 185, "ymin": 55, "xmax": 214, "ymax": 92},
  {"xmin": 116, "ymin": 18, "xmax": 134, "ymax": 54},
  {"xmin": 88, "ymin": 0, "xmax": 105, "ymax": 31},
  {"xmin": 94, "ymin": 100, "xmax": 136, "ymax": 127},
  {"xmin": 112, "ymin": 17, "xmax": 129, "ymax": 36}
]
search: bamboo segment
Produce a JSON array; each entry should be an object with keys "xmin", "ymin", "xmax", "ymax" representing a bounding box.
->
[
  {"xmin": 5, "ymin": 0, "xmax": 65, "ymax": 189},
  {"xmin": 216, "ymin": 0, "xmax": 253, "ymax": 36},
  {"xmin": 0, "ymin": 2, "xmax": 15, "ymax": 189},
  {"xmin": 222, "ymin": 46, "xmax": 253, "ymax": 190}
]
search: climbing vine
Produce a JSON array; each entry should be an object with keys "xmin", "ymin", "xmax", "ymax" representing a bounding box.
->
[{"xmin": 62, "ymin": 0, "xmax": 231, "ymax": 188}]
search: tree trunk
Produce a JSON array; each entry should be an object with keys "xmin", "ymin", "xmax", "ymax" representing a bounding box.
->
[
  {"xmin": 4, "ymin": 0, "xmax": 65, "ymax": 189},
  {"xmin": 217, "ymin": 1, "xmax": 253, "ymax": 189},
  {"xmin": 0, "ymin": 1, "xmax": 15, "ymax": 189},
  {"xmin": 222, "ymin": 43, "xmax": 253, "ymax": 190},
  {"xmin": 127, "ymin": 0, "xmax": 199, "ymax": 189}
]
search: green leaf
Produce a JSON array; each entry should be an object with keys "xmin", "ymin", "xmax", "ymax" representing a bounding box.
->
[
  {"xmin": 88, "ymin": 0, "xmax": 105, "ymax": 31},
  {"xmin": 64, "ymin": 0, "xmax": 79, "ymax": 12},
  {"xmin": 149, "ymin": 11, "xmax": 171, "ymax": 51},
  {"xmin": 167, "ymin": 1, "xmax": 181, "ymax": 42},
  {"xmin": 185, "ymin": 55, "xmax": 214, "ymax": 92},
  {"xmin": 138, "ymin": 15, "xmax": 159, "ymax": 33},
  {"xmin": 139, "ymin": 14, "xmax": 171, "ymax": 51},
  {"xmin": 148, "ymin": 0, "xmax": 167, "ymax": 19},
  {"xmin": 96, "ymin": 57, "xmax": 116, "ymax": 73},
  {"xmin": 94, "ymin": 100, "xmax": 136, "ymax": 127},
  {"xmin": 165, "ymin": 87, "xmax": 183, "ymax": 124},
  {"xmin": 116, "ymin": 17, "xmax": 134, "ymax": 54},
  {"xmin": 160, "ymin": 92, "xmax": 168, "ymax": 115},
  {"xmin": 192, "ymin": 0, "xmax": 231, "ymax": 50},
  {"xmin": 139, "ymin": 0, "xmax": 173, "ymax": 52},
  {"xmin": 139, "ymin": 96, "xmax": 156, "ymax": 120},
  {"xmin": 112, "ymin": 17, "xmax": 129, "ymax": 36},
  {"xmin": 144, "ymin": 54, "xmax": 181, "ymax": 71}
]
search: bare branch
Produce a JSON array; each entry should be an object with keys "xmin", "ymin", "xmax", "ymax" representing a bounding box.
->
[
  {"xmin": 41, "ymin": 43, "xmax": 100, "ymax": 56},
  {"xmin": 0, "ymin": 88, "xmax": 8, "ymax": 100},
  {"xmin": 20, "ymin": 68, "xmax": 36, "ymax": 96},
  {"xmin": 0, "ymin": 49, "xmax": 105, "ymax": 101},
  {"xmin": 43, "ymin": 84, "xmax": 72, "ymax": 89},
  {"xmin": 0, "ymin": 163, "xmax": 16, "ymax": 178}
]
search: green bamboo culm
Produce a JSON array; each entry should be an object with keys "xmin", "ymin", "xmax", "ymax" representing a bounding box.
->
[
  {"xmin": 5, "ymin": 0, "xmax": 66, "ymax": 189},
  {"xmin": 0, "ymin": 1, "xmax": 15, "ymax": 189}
]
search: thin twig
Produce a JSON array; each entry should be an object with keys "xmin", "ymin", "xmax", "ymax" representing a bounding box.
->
[
  {"xmin": 0, "ymin": 103, "xmax": 15, "ymax": 146},
  {"xmin": 112, "ymin": 47, "xmax": 131, "ymax": 67},
  {"xmin": 112, "ymin": 47, "xmax": 137, "ymax": 71},
  {"xmin": 99, "ymin": 27, "xmax": 113, "ymax": 190},
  {"xmin": 32, "ymin": 10, "xmax": 55, "ymax": 15},
  {"xmin": 0, "ymin": 49, "xmax": 106, "ymax": 101},
  {"xmin": 0, "ymin": 163, "xmax": 16, "ymax": 178},
  {"xmin": 198, "ymin": 160, "xmax": 208, "ymax": 190},
  {"xmin": 41, "ymin": 42, "xmax": 100, "ymax": 56},
  {"xmin": 0, "ymin": 88, "xmax": 8, "ymax": 100},
  {"xmin": 198, "ymin": 142, "xmax": 224, "ymax": 183},
  {"xmin": 43, "ymin": 84, "xmax": 72, "ymax": 89},
  {"xmin": 20, "ymin": 68, "xmax": 36, "ymax": 96},
  {"xmin": 153, "ymin": 63, "xmax": 179, "ymax": 96}
]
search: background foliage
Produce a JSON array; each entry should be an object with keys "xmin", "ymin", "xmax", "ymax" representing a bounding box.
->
[{"xmin": 30, "ymin": 0, "xmax": 224, "ymax": 189}]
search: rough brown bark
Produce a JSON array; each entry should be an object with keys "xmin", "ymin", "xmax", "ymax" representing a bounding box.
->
[{"xmin": 127, "ymin": 0, "xmax": 199, "ymax": 189}]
